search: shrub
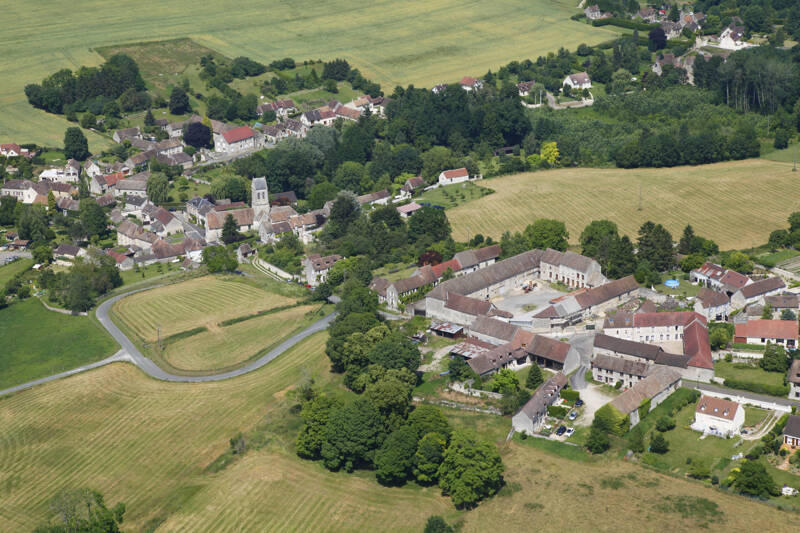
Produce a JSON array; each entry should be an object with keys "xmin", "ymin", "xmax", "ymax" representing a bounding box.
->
[
  {"xmin": 655, "ymin": 416, "xmax": 676, "ymax": 432},
  {"xmin": 722, "ymin": 378, "xmax": 789, "ymax": 397},
  {"xmin": 547, "ymin": 405, "xmax": 569, "ymax": 419},
  {"xmin": 650, "ymin": 433, "xmax": 669, "ymax": 454},
  {"xmin": 560, "ymin": 389, "xmax": 580, "ymax": 404}
]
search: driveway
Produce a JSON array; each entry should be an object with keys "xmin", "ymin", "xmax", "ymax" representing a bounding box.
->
[
  {"xmin": 493, "ymin": 286, "xmax": 566, "ymax": 319},
  {"xmin": 574, "ymin": 383, "xmax": 617, "ymax": 427}
]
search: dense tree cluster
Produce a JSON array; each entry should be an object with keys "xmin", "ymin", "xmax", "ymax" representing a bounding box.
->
[
  {"xmin": 38, "ymin": 251, "xmax": 122, "ymax": 311},
  {"xmin": 25, "ymin": 54, "xmax": 147, "ymax": 115},
  {"xmin": 34, "ymin": 488, "xmax": 125, "ymax": 533}
]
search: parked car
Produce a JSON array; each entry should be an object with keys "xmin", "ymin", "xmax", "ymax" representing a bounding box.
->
[
  {"xmin": 565, "ymin": 427, "xmax": 575, "ymax": 437},
  {"xmin": 556, "ymin": 425, "xmax": 567, "ymax": 436},
  {"xmin": 574, "ymin": 399, "xmax": 584, "ymax": 407},
  {"xmin": 568, "ymin": 411, "xmax": 578, "ymax": 421}
]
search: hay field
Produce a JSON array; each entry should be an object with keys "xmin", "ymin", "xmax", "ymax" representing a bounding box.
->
[
  {"xmin": 448, "ymin": 159, "xmax": 800, "ymax": 250},
  {"xmin": 163, "ymin": 304, "xmax": 318, "ymax": 372},
  {"xmin": 112, "ymin": 276, "xmax": 298, "ymax": 343},
  {"xmin": 0, "ymin": 0, "xmax": 619, "ymax": 146}
]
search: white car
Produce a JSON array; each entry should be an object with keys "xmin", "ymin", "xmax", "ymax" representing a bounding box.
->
[
  {"xmin": 565, "ymin": 427, "xmax": 575, "ymax": 437},
  {"xmin": 568, "ymin": 411, "xmax": 578, "ymax": 421}
]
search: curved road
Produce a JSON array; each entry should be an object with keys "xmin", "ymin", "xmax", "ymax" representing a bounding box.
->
[{"xmin": 0, "ymin": 287, "xmax": 337, "ymax": 396}]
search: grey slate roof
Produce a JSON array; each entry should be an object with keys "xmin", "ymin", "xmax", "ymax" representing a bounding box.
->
[{"xmin": 591, "ymin": 353, "xmax": 649, "ymax": 377}]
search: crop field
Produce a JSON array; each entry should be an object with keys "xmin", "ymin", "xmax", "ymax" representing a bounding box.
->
[
  {"xmin": 0, "ymin": 0, "xmax": 620, "ymax": 146},
  {"xmin": 0, "ymin": 298, "xmax": 117, "ymax": 390},
  {"xmin": 446, "ymin": 159, "xmax": 800, "ymax": 250},
  {"xmin": 112, "ymin": 276, "xmax": 298, "ymax": 343},
  {"xmin": 163, "ymin": 304, "xmax": 318, "ymax": 372},
  {"xmin": 2, "ymin": 333, "xmax": 797, "ymax": 532}
]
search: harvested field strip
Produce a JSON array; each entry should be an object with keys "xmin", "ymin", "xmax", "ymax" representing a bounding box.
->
[
  {"xmin": 218, "ymin": 303, "xmax": 302, "ymax": 327},
  {"xmin": 446, "ymin": 159, "xmax": 800, "ymax": 250}
]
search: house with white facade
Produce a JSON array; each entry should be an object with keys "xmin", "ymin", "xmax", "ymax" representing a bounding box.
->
[
  {"xmin": 512, "ymin": 372, "xmax": 568, "ymax": 435},
  {"xmin": 459, "ymin": 77, "xmax": 483, "ymax": 91},
  {"xmin": 563, "ymin": 72, "xmax": 592, "ymax": 90},
  {"xmin": 304, "ymin": 254, "xmax": 343, "ymax": 287},
  {"xmin": 438, "ymin": 167, "xmax": 470, "ymax": 186},
  {"xmin": 609, "ymin": 367, "xmax": 682, "ymax": 428},
  {"xmin": 539, "ymin": 249, "xmax": 606, "ymax": 289},
  {"xmin": 691, "ymin": 396, "xmax": 744, "ymax": 438},
  {"xmin": 1, "ymin": 179, "xmax": 39, "ymax": 204},
  {"xmin": 789, "ymin": 360, "xmax": 800, "ymax": 401},
  {"xmin": 734, "ymin": 319, "xmax": 798, "ymax": 349},
  {"xmin": 215, "ymin": 126, "xmax": 258, "ymax": 153},
  {"xmin": 693, "ymin": 287, "xmax": 730, "ymax": 321},
  {"xmin": 730, "ymin": 277, "xmax": 786, "ymax": 309},
  {"xmin": 690, "ymin": 262, "xmax": 752, "ymax": 295}
]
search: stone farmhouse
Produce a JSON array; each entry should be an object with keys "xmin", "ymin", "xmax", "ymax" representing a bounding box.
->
[
  {"xmin": 357, "ymin": 189, "xmax": 391, "ymax": 207},
  {"xmin": 531, "ymin": 276, "xmax": 639, "ymax": 329},
  {"xmin": 512, "ymin": 372, "xmax": 568, "ymax": 435},
  {"xmin": 304, "ymin": 254, "xmax": 342, "ymax": 287},
  {"xmin": 730, "ymin": 277, "xmax": 786, "ymax": 309},
  {"xmin": 609, "ymin": 367, "xmax": 682, "ymax": 428},
  {"xmin": 691, "ymin": 395, "xmax": 744, "ymax": 438},
  {"xmin": 257, "ymin": 99, "xmax": 297, "ymax": 117},
  {"xmin": 690, "ymin": 262, "xmax": 752, "ymax": 295},
  {"xmin": 592, "ymin": 333, "xmax": 699, "ymax": 385},
  {"xmin": 215, "ymin": 125, "xmax": 260, "ymax": 153},
  {"xmin": 511, "ymin": 372, "xmax": 567, "ymax": 435},
  {"xmin": 117, "ymin": 219, "xmax": 158, "ymax": 252},
  {"xmin": 1, "ymin": 179, "xmax": 75, "ymax": 205},
  {"xmin": 112, "ymin": 127, "xmax": 142, "ymax": 143},
  {"xmin": 206, "ymin": 207, "xmax": 254, "ymax": 242},
  {"xmin": 438, "ymin": 167, "xmax": 470, "ymax": 186},
  {"xmin": 789, "ymin": 360, "xmax": 800, "ymax": 401},
  {"xmin": 734, "ymin": 319, "xmax": 798, "ymax": 349},
  {"xmin": 148, "ymin": 207, "xmax": 183, "ymax": 237},
  {"xmin": 765, "ymin": 294, "xmax": 800, "ymax": 319},
  {"xmin": 563, "ymin": 72, "xmax": 592, "ymax": 90},
  {"xmin": 693, "ymin": 287, "xmax": 730, "ymax": 321},
  {"xmin": 538, "ymin": 248, "xmax": 607, "ymax": 289}
]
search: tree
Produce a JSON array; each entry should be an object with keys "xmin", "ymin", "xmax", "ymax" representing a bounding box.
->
[
  {"xmin": 637, "ymin": 221, "xmax": 673, "ymax": 271},
  {"xmin": 490, "ymin": 369, "xmax": 520, "ymax": 395},
  {"xmin": 364, "ymin": 372, "xmax": 414, "ymax": 424},
  {"xmin": 221, "ymin": 213, "xmax": 241, "ymax": 244},
  {"xmin": 733, "ymin": 460, "xmax": 778, "ymax": 497},
  {"xmin": 437, "ymin": 431, "xmax": 504, "ymax": 508},
  {"xmin": 649, "ymin": 27, "xmax": 667, "ymax": 51},
  {"xmin": 326, "ymin": 191, "xmax": 361, "ymax": 238},
  {"xmin": 650, "ymin": 433, "xmax": 669, "ymax": 454},
  {"xmin": 580, "ymin": 219, "xmax": 619, "ymax": 269},
  {"xmin": 144, "ymin": 108, "xmax": 155, "ymax": 126},
  {"xmin": 768, "ymin": 229, "xmax": 790, "ymax": 249},
  {"xmin": 540, "ymin": 141, "xmax": 560, "ymax": 167},
  {"xmin": 47, "ymin": 190, "xmax": 57, "ymax": 213},
  {"xmin": 607, "ymin": 69, "xmax": 634, "ymax": 95},
  {"xmin": 169, "ymin": 86, "xmax": 190, "ymax": 114},
  {"xmin": 423, "ymin": 516, "xmax": 454, "ymax": 533},
  {"xmin": 775, "ymin": 128, "xmax": 790, "ymax": 150},
  {"xmin": 709, "ymin": 327, "xmax": 731, "ymax": 350},
  {"xmin": 35, "ymin": 488, "xmax": 125, "ymax": 533},
  {"xmin": 103, "ymin": 100, "xmax": 121, "ymax": 118},
  {"xmin": 64, "ymin": 271, "xmax": 94, "ymax": 311},
  {"xmin": 321, "ymin": 397, "xmax": 387, "ymax": 472},
  {"xmin": 789, "ymin": 212, "xmax": 800, "ymax": 233},
  {"xmin": 63, "ymin": 127, "xmax": 89, "ymax": 160},
  {"xmin": 408, "ymin": 207, "xmax": 451, "ymax": 245},
  {"xmin": 18, "ymin": 205, "xmax": 52, "ymax": 244},
  {"xmin": 586, "ymin": 426, "xmax": 610, "ymax": 454},
  {"xmin": 722, "ymin": 251, "xmax": 753, "ymax": 274},
  {"xmin": 144, "ymin": 172, "xmax": 169, "ymax": 205},
  {"xmin": 183, "ymin": 122, "xmax": 212, "ymax": 149},
  {"xmin": 760, "ymin": 343, "xmax": 789, "ymax": 373},
  {"xmin": 761, "ymin": 303, "xmax": 773, "ymax": 320},
  {"xmin": 524, "ymin": 218, "xmax": 569, "ymax": 251},
  {"xmin": 781, "ymin": 309, "xmax": 796, "ymax": 321},
  {"xmin": 307, "ymin": 181, "xmax": 340, "ymax": 210},
  {"xmin": 414, "ymin": 432, "xmax": 448, "ymax": 484},
  {"xmin": 374, "ymin": 425, "xmax": 418, "ymax": 485},
  {"xmin": 526, "ymin": 363, "xmax": 544, "ymax": 390},
  {"xmin": 408, "ymin": 405, "xmax": 452, "ymax": 441},
  {"xmin": 33, "ymin": 244, "xmax": 53, "ymax": 265},
  {"xmin": 333, "ymin": 161, "xmax": 367, "ymax": 192},
  {"xmin": 296, "ymin": 395, "xmax": 342, "ymax": 459},
  {"xmin": 80, "ymin": 112, "xmax": 97, "ymax": 130},
  {"xmin": 211, "ymin": 175, "xmax": 248, "ymax": 203},
  {"xmin": 627, "ymin": 426, "xmax": 645, "ymax": 453},
  {"xmin": 655, "ymin": 416, "xmax": 676, "ymax": 432},
  {"xmin": 79, "ymin": 199, "xmax": 108, "ymax": 239},
  {"xmin": 202, "ymin": 245, "xmax": 237, "ymax": 273},
  {"xmin": 0, "ymin": 196, "xmax": 17, "ymax": 225}
]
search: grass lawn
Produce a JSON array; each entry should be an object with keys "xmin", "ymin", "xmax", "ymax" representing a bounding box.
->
[
  {"xmin": 757, "ymin": 248, "xmax": 800, "ymax": 266},
  {"xmin": 2, "ymin": 333, "xmax": 799, "ymax": 531},
  {"xmin": 0, "ymin": 298, "xmax": 117, "ymax": 390},
  {"xmin": 447, "ymin": 158, "xmax": 800, "ymax": 250},
  {"xmin": 112, "ymin": 275, "xmax": 300, "ymax": 343},
  {"xmin": 714, "ymin": 361, "xmax": 785, "ymax": 389},
  {"xmin": 372, "ymin": 262, "xmax": 418, "ymax": 282},
  {"xmin": 743, "ymin": 406, "xmax": 770, "ymax": 428},
  {"xmin": 0, "ymin": 258, "xmax": 34, "ymax": 286},
  {"xmin": 119, "ymin": 261, "xmax": 183, "ymax": 286},
  {"xmin": 416, "ymin": 181, "xmax": 494, "ymax": 209},
  {"xmin": 653, "ymin": 273, "xmax": 700, "ymax": 298},
  {"xmin": 0, "ymin": 0, "xmax": 624, "ymax": 146}
]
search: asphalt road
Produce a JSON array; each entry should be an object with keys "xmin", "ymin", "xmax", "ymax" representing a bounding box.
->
[{"xmin": 0, "ymin": 286, "xmax": 337, "ymax": 396}]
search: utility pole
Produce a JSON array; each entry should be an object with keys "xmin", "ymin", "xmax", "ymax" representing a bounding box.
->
[
  {"xmin": 637, "ymin": 184, "xmax": 643, "ymax": 211},
  {"xmin": 157, "ymin": 325, "xmax": 162, "ymax": 351}
]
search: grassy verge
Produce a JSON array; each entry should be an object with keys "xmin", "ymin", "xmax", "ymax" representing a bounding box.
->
[{"xmin": 715, "ymin": 361, "xmax": 785, "ymax": 388}]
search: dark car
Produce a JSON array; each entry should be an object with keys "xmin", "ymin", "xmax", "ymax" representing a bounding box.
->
[
  {"xmin": 575, "ymin": 399, "xmax": 584, "ymax": 407},
  {"xmin": 556, "ymin": 425, "xmax": 567, "ymax": 436}
]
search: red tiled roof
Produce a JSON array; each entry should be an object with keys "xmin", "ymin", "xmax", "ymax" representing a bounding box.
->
[
  {"xmin": 632, "ymin": 311, "xmax": 706, "ymax": 328},
  {"xmin": 442, "ymin": 167, "xmax": 469, "ymax": 179},
  {"xmin": 104, "ymin": 172, "xmax": 125, "ymax": 187},
  {"xmin": 222, "ymin": 126, "xmax": 255, "ymax": 144},
  {"xmin": 696, "ymin": 395, "xmax": 740, "ymax": 421},
  {"xmin": 684, "ymin": 320, "xmax": 713, "ymax": 370},
  {"xmin": 432, "ymin": 258, "xmax": 461, "ymax": 278},
  {"xmin": 735, "ymin": 320, "xmax": 799, "ymax": 341}
]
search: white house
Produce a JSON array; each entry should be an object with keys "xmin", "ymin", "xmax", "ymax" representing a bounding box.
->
[
  {"xmin": 718, "ymin": 25, "xmax": 754, "ymax": 50},
  {"xmin": 734, "ymin": 319, "xmax": 798, "ymax": 349},
  {"xmin": 693, "ymin": 288, "xmax": 730, "ymax": 322},
  {"xmin": 459, "ymin": 76, "xmax": 483, "ymax": 91},
  {"xmin": 0, "ymin": 179, "xmax": 39, "ymax": 204},
  {"xmin": 691, "ymin": 396, "xmax": 744, "ymax": 438},
  {"xmin": 563, "ymin": 72, "xmax": 592, "ymax": 90},
  {"xmin": 215, "ymin": 126, "xmax": 258, "ymax": 153},
  {"xmin": 788, "ymin": 360, "xmax": 800, "ymax": 401},
  {"xmin": 438, "ymin": 167, "xmax": 470, "ymax": 186},
  {"xmin": 304, "ymin": 254, "xmax": 342, "ymax": 287},
  {"xmin": 730, "ymin": 277, "xmax": 786, "ymax": 309}
]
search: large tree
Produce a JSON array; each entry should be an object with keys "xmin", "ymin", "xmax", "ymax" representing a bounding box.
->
[
  {"xmin": 321, "ymin": 397, "xmax": 387, "ymax": 472},
  {"xmin": 580, "ymin": 220, "xmax": 619, "ymax": 269},
  {"xmin": 146, "ymin": 172, "xmax": 169, "ymax": 204},
  {"xmin": 408, "ymin": 207, "xmax": 451, "ymax": 245},
  {"xmin": 221, "ymin": 213, "xmax": 240, "ymax": 244},
  {"xmin": 63, "ymin": 127, "xmax": 89, "ymax": 160},
  {"xmin": 202, "ymin": 245, "xmax": 237, "ymax": 273},
  {"xmin": 636, "ymin": 221, "xmax": 673, "ymax": 271},
  {"xmin": 169, "ymin": 86, "xmax": 191, "ymax": 115},
  {"xmin": 524, "ymin": 218, "xmax": 568, "ymax": 251},
  {"xmin": 414, "ymin": 432, "xmax": 447, "ymax": 484},
  {"xmin": 734, "ymin": 460, "xmax": 778, "ymax": 497},
  {"xmin": 437, "ymin": 431, "xmax": 504, "ymax": 508},
  {"xmin": 79, "ymin": 199, "xmax": 109, "ymax": 239},
  {"xmin": 183, "ymin": 121, "xmax": 212, "ymax": 149},
  {"xmin": 374, "ymin": 425, "xmax": 418, "ymax": 485},
  {"xmin": 296, "ymin": 395, "xmax": 343, "ymax": 459},
  {"xmin": 35, "ymin": 489, "xmax": 126, "ymax": 533}
]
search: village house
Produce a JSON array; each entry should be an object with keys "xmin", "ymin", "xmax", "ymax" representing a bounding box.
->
[
  {"xmin": 584, "ymin": 4, "xmax": 603, "ymax": 20},
  {"xmin": 459, "ymin": 77, "xmax": 483, "ymax": 91},
  {"xmin": 186, "ymin": 196, "xmax": 215, "ymax": 224},
  {"xmin": 357, "ymin": 189, "xmax": 391, "ymax": 207},
  {"xmin": 637, "ymin": 7, "xmax": 659, "ymax": 22},
  {"xmin": 517, "ymin": 80, "xmax": 536, "ymax": 97},
  {"xmin": 609, "ymin": 367, "xmax": 682, "ymax": 428},
  {"xmin": 0, "ymin": 143, "xmax": 32, "ymax": 158},
  {"xmin": 765, "ymin": 294, "xmax": 800, "ymax": 319},
  {"xmin": 215, "ymin": 125, "xmax": 259, "ymax": 153},
  {"xmin": 693, "ymin": 287, "xmax": 731, "ymax": 321},
  {"xmin": 691, "ymin": 396, "xmax": 744, "ymax": 438},
  {"xmin": 563, "ymin": 72, "xmax": 592, "ymax": 90},
  {"xmin": 733, "ymin": 319, "xmax": 798, "ymax": 349},
  {"xmin": 539, "ymin": 249, "xmax": 607, "ymax": 289},
  {"xmin": 592, "ymin": 333, "xmax": 694, "ymax": 385},
  {"xmin": 1, "ymin": 179, "xmax": 39, "ymax": 204},
  {"xmin": 401, "ymin": 176, "xmax": 426, "ymax": 196},
  {"xmin": 304, "ymin": 254, "xmax": 342, "ymax": 287},
  {"xmin": 690, "ymin": 262, "xmax": 752, "ymax": 295},
  {"xmin": 112, "ymin": 127, "xmax": 142, "ymax": 143},
  {"xmin": 730, "ymin": 277, "xmax": 786, "ymax": 309},
  {"xmin": 83, "ymin": 159, "xmax": 104, "ymax": 179},
  {"xmin": 438, "ymin": 167, "xmax": 470, "ymax": 186},
  {"xmin": 718, "ymin": 24, "xmax": 753, "ymax": 50},
  {"xmin": 257, "ymin": 99, "xmax": 297, "ymax": 117},
  {"xmin": 149, "ymin": 207, "xmax": 183, "ymax": 237},
  {"xmin": 512, "ymin": 372, "xmax": 568, "ymax": 435},
  {"xmin": 106, "ymin": 250, "xmax": 134, "ymax": 271},
  {"xmin": 301, "ymin": 108, "xmax": 337, "ymax": 127},
  {"xmin": 785, "ymin": 415, "xmax": 800, "ymax": 448},
  {"xmin": 789, "ymin": 360, "xmax": 800, "ymax": 401},
  {"xmin": 39, "ymin": 159, "xmax": 81, "ymax": 183},
  {"xmin": 166, "ymin": 115, "xmax": 203, "ymax": 138},
  {"xmin": 116, "ymin": 219, "xmax": 158, "ymax": 252},
  {"xmin": 114, "ymin": 177, "xmax": 148, "ymax": 199},
  {"xmin": 205, "ymin": 207, "xmax": 254, "ymax": 242},
  {"xmin": 532, "ymin": 276, "xmax": 640, "ymax": 329},
  {"xmin": 452, "ymin": 244, "xmax": 502, "ymax": 274},
  {"xmin": 396, "ymin": 202, "xmax": 423, "ymax": 218},
  {"xmin": 591, "ymin": 353, "xmax": 650, "ymax": 390},
  {"xmin": 55, "ymin": 197, "xmax": 81, "ymax": 213},
  {"xmin": 53, "ymin": 243, "xmax": 84, "ymax": 263},
  {"xmin": 236, "ymin": 243, "xmax": 257, "ymax": 263},
  {"xmin": 122, "ymin": 195, "xmax": 150, "ymax": 218}
]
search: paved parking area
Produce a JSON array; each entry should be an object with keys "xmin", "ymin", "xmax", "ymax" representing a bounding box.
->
[
  {"xmin": 574, "ymin": 383, "xmax": 617, "ymax": 427},
  {"xmin": 492, "ymin": 286, "xmax": 566, "ymax": 319}
]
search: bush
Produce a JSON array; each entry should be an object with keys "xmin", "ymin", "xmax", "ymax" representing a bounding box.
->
[
  {"xmin": 560, "ymin": 389, "xmax": 580, "ymax": 404},
  {"xmin": 722, "ymin": 378, "xmax": 789, "ymax": 397},
  {"xmin": 547, "ymin": 405, "xmax": 569, "ymax": 419},
  {"xmin": 655, "ymin": 416, "xmax": 676, "ymax": 432},
  {"xmin": 586, "ymin": 426, "xmax": 610, "ymax": 454},
  {"xmin": 650, "ymin": 433, "xmax": 669, "ymax": 454}
]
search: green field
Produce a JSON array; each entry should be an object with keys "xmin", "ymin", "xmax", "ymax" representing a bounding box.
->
[
  {"xmin": 0, "ymin": 298, "xmax": 117, "ymax": 390},
  {"xmin": 417, "ymin": 181, "xmax": 494, "ymax": 209},
  {"xmin": 0, "ymin": 258, "xmax": 33, "ymax": 286},
  {"xmin": 0, "ymin": 0, "xmax": 622, "ymax": 146},
  {"xmin": 446, "ymin": 159, "xmax": 800, "ymax": 251},
  {"xmin": 2, "ymin": 333, "xmax": 798, "ymax": 532},
  {"xmin": 714, "ymin": 361, "xmax": 787, "ymax": 389}
]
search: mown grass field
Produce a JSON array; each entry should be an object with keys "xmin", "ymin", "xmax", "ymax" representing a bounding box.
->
[
  {"xmin": 0, "ymin": 258, "xmax": 33, "ymax": 286},
  {"xmin": 112, "ymin": 275, "xmax": 298, "ymax": 343},
  {"xmin": 2, "ymin": 332, "xmax": 798, "ymax": 532},
  {"xmin": 163, "ymin": 304, "xmax": 318, "ymax": 372},
  {"xmin": 714, "ymin": 361, "xmax": 787, "ymax": 389},
  {"xmin": 0, "ymin": 0, "xmax": 620, "ymax": 146},
  {"xmin": 447, "ymin": 159, "xmax": 800, "ymax": 250},
  {"xmin": 0, "ymin": 298, "xmax": 117, "ymax": 390},
  {"xmin": 417, "ymin": 181, "xmax": 494, "ymax": 209}
]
